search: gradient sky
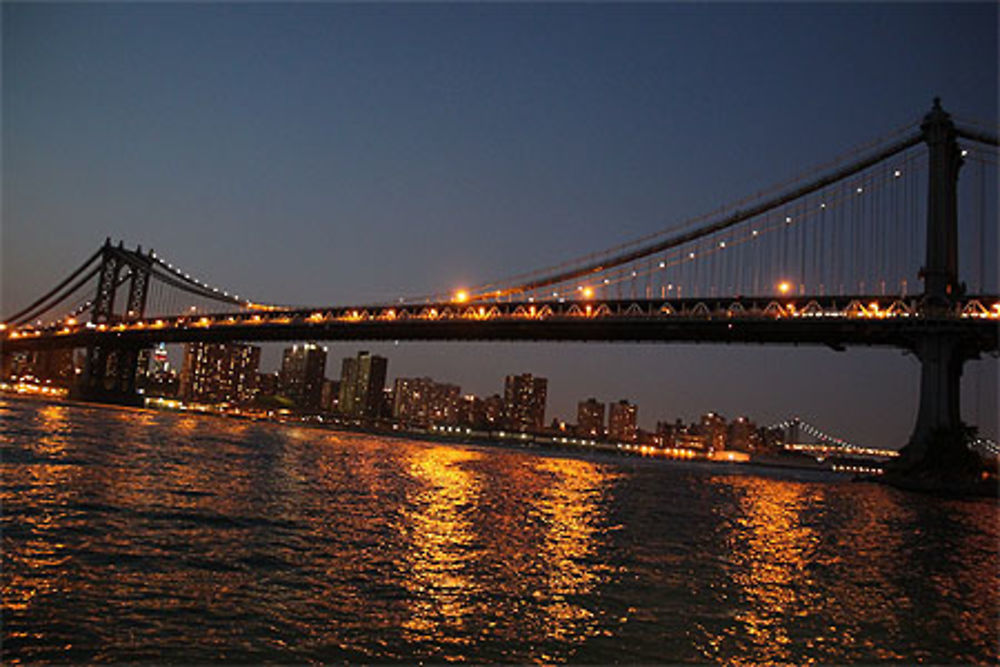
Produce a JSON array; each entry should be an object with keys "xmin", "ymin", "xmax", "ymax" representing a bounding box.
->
[{"xmin": 3, "ymin": 3, "xmax": 997, "ymax": 445}]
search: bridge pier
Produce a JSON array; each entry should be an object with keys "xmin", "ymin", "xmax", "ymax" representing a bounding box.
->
[
  {"xmin": 72, "ymin": 241, "xmax": 152, "ymax": 408},
  {"xmin": 890, "ymin": 333, "xmax": 982, "ymax": 482}
]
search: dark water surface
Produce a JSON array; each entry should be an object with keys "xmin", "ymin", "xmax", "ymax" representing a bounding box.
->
[{"xmin": 2, "ymin": 397, "xmax": 997, "ymax": 664}]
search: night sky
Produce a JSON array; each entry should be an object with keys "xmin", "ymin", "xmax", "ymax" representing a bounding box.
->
[{"xmin": 3, "ymin": 3, "xmax": 997, "ymax": 445}]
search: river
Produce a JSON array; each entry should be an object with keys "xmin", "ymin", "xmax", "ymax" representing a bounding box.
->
[{"xmin": 2, "ymin": 397, "xmax": 997, "ymax": 664}]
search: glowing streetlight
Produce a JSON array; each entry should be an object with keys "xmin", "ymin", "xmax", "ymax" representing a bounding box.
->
[
  {"xmin": 454, "ymin": 290, "xmax": 469, "ymax": 303},
  {"xmin": 582, "ymin": 286, "xmax": 594, "ymax": 299},
  {"xmin": 778, "ymin": 281, "xmax": 792, "ymax": 295}
]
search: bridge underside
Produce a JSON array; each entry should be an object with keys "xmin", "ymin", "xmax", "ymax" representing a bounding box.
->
[{"xmin": 4, "ymin": 314, "xmax": 997, "ymax": 353}]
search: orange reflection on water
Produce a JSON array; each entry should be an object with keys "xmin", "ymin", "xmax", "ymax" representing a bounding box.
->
[
  {"xmin": 399, "ymin": 445, "xmax": 483, "ymax": 654},
  {"xmin": 531, "ymin": 457, "xmax": 619, "ymax": 644},
  {"xmin": 703, "ymin": 476, "xmax": 822, "ymax": 664}
]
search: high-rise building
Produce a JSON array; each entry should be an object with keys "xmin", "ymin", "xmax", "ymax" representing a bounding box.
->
[
  {"xmin": 482, "ymin": 394, "xmax": 505, "ymax": 428},
  {"xmin": 180, "ymin": 342, "xmax": 260, "ymax": 405},
  {"xmin": 608, "ymin": 399, "xmax": 638, "ymax": 443},
  {"xmin": 279, "ymin": 343, "xmax": 327, "ymax": 411},
  {"xmin": 338, "ymin": 356, "xmax": 358, "ymax": 415},
  {"xmin": 503, "ymin": 373, "xmax": 547, "ymax": 432},
  {"xmin": 577, "ymin": 398, "xmax": 605, "ymax": 438},
  {"xmin": 700, "ymin": 412, "xmax": 728, "ymax": 452},
  {"xmin": 338, "ymin": 351, "xmax": 387, "ymax": 418},
  {"xmin": 727, "ymin": 416, "xmax": 759, "ymax": 452},
  {"xmin": 393, "ymin": 377, "xmax": 461, "ymax": 426},
  {"xmin": 320, "ymin": 379, "xmax": 341, "ymax": 413}
]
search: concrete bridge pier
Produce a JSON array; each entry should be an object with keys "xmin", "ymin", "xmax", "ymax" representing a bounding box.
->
[{"xmin": 892, "ymin": 332, "xmax": 980, "ymax": 479}]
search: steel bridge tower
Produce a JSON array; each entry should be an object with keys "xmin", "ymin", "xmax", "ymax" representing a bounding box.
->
[
  {"xmin": 894, "ymin": 99, "xmax": 985, "ymax": 478},
  {"xmin": 73, "ymin": 239, "xmax": 154, "ymax": 405}
]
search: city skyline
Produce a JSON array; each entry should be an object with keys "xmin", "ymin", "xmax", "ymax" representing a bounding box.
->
[{"xmin": 3, "ymin": 3, "xmax": 997, "ymax": 446}]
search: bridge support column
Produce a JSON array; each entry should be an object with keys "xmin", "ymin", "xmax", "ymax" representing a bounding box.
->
[
  {"xmin": 895, "ymin": 333, "xmax": 977, "ymax": 474},
  {"xmin": 72, "ymin": 241, "xmax": 151, "ymax": 407},
  {"xmin": 885, "ymin": 100, "xmax": 989, "ymax": 491}
]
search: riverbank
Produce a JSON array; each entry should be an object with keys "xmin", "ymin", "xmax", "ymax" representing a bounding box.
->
[{"xmin": 2, "ymin": 390, "xmax": 892, "ymax": 481}]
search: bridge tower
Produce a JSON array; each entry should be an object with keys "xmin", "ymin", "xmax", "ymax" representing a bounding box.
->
[
  {"xmin": 74, "ymin": 240, "xmax": 154, "ymax": 406},
  {"xmin": 896, "ymin": 99, "xmax": 981, "ymax": 479}
]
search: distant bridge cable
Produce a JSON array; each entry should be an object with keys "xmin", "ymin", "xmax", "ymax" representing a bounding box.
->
[
  {"xmin": 3, "ymin": 247, "xmax": 103, "ymax": 323},
  {"xmin": 12, "ymin": 265, "xmax": 101, "ymax": 327}
]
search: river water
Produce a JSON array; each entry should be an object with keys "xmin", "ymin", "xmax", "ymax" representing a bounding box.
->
[{"xmin": 2, "ymin": 397, "xmax": 997, "ymax": 664}]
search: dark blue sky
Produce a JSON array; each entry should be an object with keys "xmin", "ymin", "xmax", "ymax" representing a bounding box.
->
[{"xmin": 3, "ymin": 3, "xmax": 997, "ymax": 444}]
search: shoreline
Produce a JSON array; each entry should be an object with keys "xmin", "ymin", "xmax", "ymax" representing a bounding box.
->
[{"xmin": 1, "ymin": 390, "xmax": 886, "ymax": 482}]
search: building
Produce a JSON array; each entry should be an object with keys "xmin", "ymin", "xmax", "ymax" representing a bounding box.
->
[
  {"xmin": 728, "ymin": 416, "xmax": 760, "ymax": 452},
  {"xmin": 577, "ymin": 398, "xmax": 605, "ymax": 438},
  {"xmin": 503, "ymin": 373, "xmax": 547, "ymax": 432},
  {"xmin": 141, "ymin": 343, "xmax": 178, "ymax": 397},
  {"xmin": 338, "ymin": 351, "xmax": 387, "ymax": 419},
  {"xmin": 29, "ymin": 348, "xmax": 76, "ymax": 387},
  {"xmin": 608, "ymin": 399, "xmax": 638, "ymax": 443},
  {"xmin": 256, "ymin": 371, "xmax": 279, "ymax": 398},
  {"xmin": 320, "ymin": 379, "xmax": 341, "ymax": 413},
  {"xmin": 700, "ymin": 412, "xmax": 728, "ymax": 452},
  {"xmin": 675, "ymin": 424, "xmax": 708, "ymax": 451},
  {"xmin": 482, "ymin": 394, "xmax": 505, "ymax": 428},
  {"xmin": 654, "ymin": 420, "xmax": 682, "ymax": 448},
  {"xmin": 180, "ymin": 342, "xmax": 260, "ymax": 405},
  {"xmin": 393, "ymin": 377, "xmax": 461, "ymax": 426},
  {"xmin": 279, "ymin": 343, "xmax": 327, "ymax": 411}
]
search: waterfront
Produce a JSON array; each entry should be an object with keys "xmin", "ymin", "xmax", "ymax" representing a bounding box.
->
[{"xmin": 2, "ymin": 397, "xmax": 997, "ymax": 664}]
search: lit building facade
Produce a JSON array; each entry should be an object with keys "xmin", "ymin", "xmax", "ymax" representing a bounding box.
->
[
  {"xmin": 279, "ymin": 343, "xmax": 327, "ymax": 411},
  {"xmin": 700, "ymin": 412, "xmax": 728, "ymax": 452},
  {"xmin": 393, "ymin": 377, "xmax": 461, "ymax": 426},
  {"xmin": 503, "ymin": 373, "xmax": 547, "ymax": 432},
  {"xmin": 577, "ymin": 398, "xmax": 605, "ymax": 438},
  {"xmin": 727, "ymin": 416, "xmax": 760, "ymax": 452},
  {"xmin": 338, "ymin": 351, "xmax": 387, "ymax": 419},
  {"xmin": 180, "ymin": 342, "xmax": 260, "ymax": 405},
  {"xmin": 608, "ymin": 399, "xmax": 638, "ymax": 443}
]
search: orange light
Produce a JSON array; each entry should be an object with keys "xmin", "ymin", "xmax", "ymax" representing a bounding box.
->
[
  {"xmin": 582, "ymin": 286, "xmax": 594, "ymax": 299},
  {"xmin": 778, "ymin": 281, "xmax": 791, "ymax": 295},
  {"xmin": 454, "ymin": 290, "xmax": 469, "ymax": 303}
]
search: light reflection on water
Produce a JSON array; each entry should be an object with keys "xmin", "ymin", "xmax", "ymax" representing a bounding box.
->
[{"xmin": 2, "ymin": 397, "xmax": 997, "ymax": 664}]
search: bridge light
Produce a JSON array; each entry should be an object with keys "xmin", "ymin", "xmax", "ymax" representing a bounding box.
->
[
  {"xmin": 718, "ymin": 241, "xmax": 726, "ymax": 248},
  {"xmin": 778, "ymin": 281, "xmax": 791, "ymax": 295},
  {"xmin": 785, "ymin": 216, "xmax": 792, "ymax": 224},
  {"xmin": 961, "ymin": 149, "xmax": 969, "ymax": 157},
  {"xmin": 603, "ymin": 278, "xmax": 610, "ymax": 284},
  {"xmin": 893, "ymin": 170, "xmax": 901, "ymax": 178},
  {"xmin": 582, "ymin": 286, "xmax": 594, "ymax": 299},
  {"xmin": 856, "ymin": 187, "xmax": 863, "ymax": 194},
  {"xmin": 689, "ymin": 252, "xmax": 696, "ymax": 259},
  {"xmin": 454, "ymin": 290, "xmax": 469, "ymax": 303},
  {"xmin": 751, "ymin": 230, "xmax": 759, "ymax": 237},
  {"xmin": 659, "ymin": 261, "xmax": 666, "ymax": 268},
  {"xmin": 819, "ymin": 203, "xmax": 826, "ymax": 209}
]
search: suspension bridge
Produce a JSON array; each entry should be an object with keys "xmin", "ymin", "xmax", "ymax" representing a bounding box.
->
[{"xmin": 3, "ymin": 100, "xmax": 998, "ymax": 477}]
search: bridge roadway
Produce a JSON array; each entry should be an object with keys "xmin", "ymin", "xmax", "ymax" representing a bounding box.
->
[{"xmin": 5, "ymin": 295, "xmax": 998, "ymax": 354}]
